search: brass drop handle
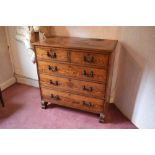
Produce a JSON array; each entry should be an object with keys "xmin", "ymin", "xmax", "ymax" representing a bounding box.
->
[
  {"xmin": 82, "ymin": 101, "xmax": 92, "ymax": 107},
  {"xmin": 83, "ymin": 85, "xmax": 93, "ymax": 92},
  {"xmin": 51, "ymin": 94, "xmax": 60, "ymax": 100},
  {"xmin": 82, "ymin": 70, "xmax": 94, "ymax": 77},
  {"xmin": 47, "ymin": 51, "xmax": 56, "ymax": 58},
  {"xmin": 48, "ymin": 65, "xmax": 57, "ymax": 72},
  {"xmin": 49, "ymin": 80, "xmax": 58, "ymax": 86},
  {"xmin": 84, "ymin": 55, "xmax": 94, "ymax": 63}
]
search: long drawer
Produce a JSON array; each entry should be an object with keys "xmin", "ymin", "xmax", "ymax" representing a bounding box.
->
[
  {"xmin": 39, "ymin": 74, "xmax": 105, "ymax": 99},
  {"xmin": 38, "ymin": 61, "xmax": 107, "ymax": 83},
  {"xmin": 36, "ymin": 47, "xmax": 68, "ymax": 62},
  {"xmin": 70, "ymin": 50, "xmax": 109, "ymax": 67},
  {"xmin": 41, "ymin": 87, "xmax": 104, "ymax": 113}
]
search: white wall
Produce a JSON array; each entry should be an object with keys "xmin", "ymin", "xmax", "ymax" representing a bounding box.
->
[
  {"xmin": 0, "ymin": 27, "xmax": 15, "ymax": 90},
  {"xmin": 52, "ymin": 26, "xmax": 119, "ymax": 39},
  {"xmin": 115, "ymin": 27, "xmax": 155, "ymax": 129}
]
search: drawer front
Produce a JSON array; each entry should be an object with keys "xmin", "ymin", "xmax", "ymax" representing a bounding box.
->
[
  {"xmin": 70, "ymin": 51, "xmax": 109, "ymax": 67},
  {"xmin": 39, "ymin": 74, "xmax": 105, "ymax": 99},
  {"xmin": 36, "ymin": 47, "xmax": 68, "ymax": 62},
  {"xmin": 41, "ymin": 87, "xmax": 104, "ymax": 113},
  {"xmin": 38, "ymin": 61, "xmax": 107, "ymax": 83}
]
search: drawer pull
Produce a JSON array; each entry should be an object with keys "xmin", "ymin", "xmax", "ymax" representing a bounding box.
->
[
  {"xmin": 48, "ymin": 65, "xmax": 57, "ymax": 72},
  {"xmin": 82, "ymin": 70, "xmax": 94, "ymax": 77},
  {"xmin": 84, "ymin": 55, "xmax": 94, "ymax": 63},
  {"xmin": 82, "ymin": 101, "xmax": 92, "ymax": 107},
  {"xmin": 49, "ymin": 80, "xmax": 58, "ymax": 86},
  {"xmin": 47, "ymin": 51, "xmax": 56, "ymax": 58},
  {"xmin": 83, "ymin": 85, "xmax": 93, "ymax": 92},
  {"xmin": 51, "ymin": 94, "xmax": 60, "ymax": 100}
]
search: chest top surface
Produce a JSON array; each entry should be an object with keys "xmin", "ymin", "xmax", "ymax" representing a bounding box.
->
[{"xmin": 32, "ymin": 36, "xmax": 117, "ymax": 52}]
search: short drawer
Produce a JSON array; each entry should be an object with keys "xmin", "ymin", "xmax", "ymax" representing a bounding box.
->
[
  {"xmin": 38, "ymin": 61, "xmax": 107, "ymax": 83},
  {"xmin": 39, "ymin": 74, "xmax": 105, "ymax": 99},
  {"xmin": 70, "ymin": 51, "xmax": 109, "ymax": 67},
  {"xmin": 36, "ymin": 47, "xmax": 68, "ymax": 62},
  {"xmin": 41, "ymin": 87, "xmax": 104, "ymax": 113}
]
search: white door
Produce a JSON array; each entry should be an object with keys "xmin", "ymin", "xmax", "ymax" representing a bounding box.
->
[{"xmin": 0, "ymin": 27, "xmax": 14, "ymax": 88}]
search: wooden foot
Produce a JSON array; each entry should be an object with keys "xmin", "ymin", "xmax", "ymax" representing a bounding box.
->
[
  {"xmin": 0, "ymin": 100, "xmax": 4, "ymax": 107},
  {"xmin": 99, "ymin": 113, "xmax": 105, "ymax": 123},
  {"xmin": 41, "ymin": 100, "xmax": 48, "ymax": 109},
  {"xmin": 1, "ymin": 101, "xmax": 4, "ymax": 107},
  {"xmin": 0, "ymin": 90, "xmax": 4, "ymax": 107}
]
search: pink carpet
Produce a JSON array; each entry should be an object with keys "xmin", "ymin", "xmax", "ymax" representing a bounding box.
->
[{"xmin": 0, "ymin": 84, "xmax": 137, "ymax": 129}]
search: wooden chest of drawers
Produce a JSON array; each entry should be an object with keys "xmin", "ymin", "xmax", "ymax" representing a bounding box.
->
[{"xmin": 33, "ymin": 37, "xmax": 117, "ymax": 123}]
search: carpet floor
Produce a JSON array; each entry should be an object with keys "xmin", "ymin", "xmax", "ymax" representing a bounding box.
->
[{"xmin": 0, "ymin": 84, "xmax": 137, "ymax": 129}]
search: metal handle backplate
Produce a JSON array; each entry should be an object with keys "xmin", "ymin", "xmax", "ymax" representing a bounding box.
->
[
  {"xmin": 83, "ymin": 85, "xmax": 93, "ymax": 92},
  {"xmin": 48, "ymin": 65, "xmax": 57, "ymax": 72},
  {"xmin": 47, "ymin": 51, "xmax": 57, "ymax": 58},
  {"xmin": 49, "ymin": 80, "xmax": 58, "ymax": 86},
  {"xmin": 51, "ymin": 94, "xmax": 60, "ymax": 100},
  {"xmin": 82, "ymin": 70, "xmax": 94, "ymax": 77},
  {"xmin": 84, "ymin": 55, "xmax": 94, "ymax": 63},
  {"xmin": 82, "ymin": 101, "xmax": 92, "ymax": 107}
]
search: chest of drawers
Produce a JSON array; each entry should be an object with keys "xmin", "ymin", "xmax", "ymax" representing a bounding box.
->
[{"xmin": 33, "ymin": 37, "xmax": 117, "ymax": 123}]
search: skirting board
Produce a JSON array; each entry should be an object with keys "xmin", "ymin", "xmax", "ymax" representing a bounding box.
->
[
  {"xmin": 16, "ymin": 74, "xmax": 39, "ymax": 88},
  {"xmin": 109, "ymin": 96, "xmax": 114, "ymax": 103},
  {"xmin": 0, "ymin": 77, "xmax": 16, "ymax": 91}
]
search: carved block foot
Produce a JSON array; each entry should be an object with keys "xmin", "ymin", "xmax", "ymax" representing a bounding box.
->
[
  {"xmin": 0, "ymin": 99, "xmax": 4, "ymax": 107},
  {"xmin": 1, "ymin": 101, "xmax": 4, "ymax": 107},
  {"xmin": 41, "ymin": 100, "xmax": 48, "ymax": 109},
  {"xmin": 99, "ymin": 113, "xmax": 105, "ymax": 123},
  {"xmin": 0, "ymin": 90, "xmax": 4, "ymax": 107}
]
